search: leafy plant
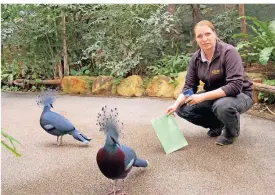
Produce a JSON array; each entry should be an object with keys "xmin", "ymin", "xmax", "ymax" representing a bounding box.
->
[
  {"xmin": 212, "ymin": 9, "xmax": 241, "ymax": 45},
  {"xmin": 1, "ymin": 59, "xmax": 20, "ymax": 85},
  {"xmin": 1, "ymin": 129, "xmax": 22, "ymax": 157},
  {"xmin": 234, "ymin": 17, "xmax": 275, "ymax": 66},
  {"xmin": 82, "ymin": 5, "xmax": 178, "ymax": 77},
  {"xmin": 148, "ymin": 53, "xmax": 191, "ymax": 79},
  {"xmin": 1, "ymin": 85, "xmax": 20, "ymax": 92},
  {"xmin": 70, "ymin": 65, "xmax": 91, "ymax": 76}
]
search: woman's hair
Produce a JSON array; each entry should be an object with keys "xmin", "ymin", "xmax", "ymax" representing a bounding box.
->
[{"xmin": 194, "ymin": 20, "xmax": 222, "ymax": 42}]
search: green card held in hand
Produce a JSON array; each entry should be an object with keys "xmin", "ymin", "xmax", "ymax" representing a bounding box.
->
[{"xmin": 151, "ymin": 114, "xmax": 188, "ymax": 154}]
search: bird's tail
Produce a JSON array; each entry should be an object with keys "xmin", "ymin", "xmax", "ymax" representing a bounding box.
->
[
  {"xmin": 134, "ymin": 158, "xmax": 149, "ymax": 168},
  {"xmin": 70, "ymin": 129, "xmax": 91, "ymax": 144}
]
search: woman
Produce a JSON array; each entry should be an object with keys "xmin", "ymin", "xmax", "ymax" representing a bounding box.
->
[{"xmin": 166, "ymin": 20, "xmax": 254, "ymax": 146}]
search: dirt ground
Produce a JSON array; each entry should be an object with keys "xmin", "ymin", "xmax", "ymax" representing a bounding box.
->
[{"xmin": 244, "ymin": 63, "xmax": 275, "ymax": 120}]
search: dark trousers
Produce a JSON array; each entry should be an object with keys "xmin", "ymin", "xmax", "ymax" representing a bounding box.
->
[{"xmin": 176, "ymin": 92, "xmax": 254, "ymax": 137}]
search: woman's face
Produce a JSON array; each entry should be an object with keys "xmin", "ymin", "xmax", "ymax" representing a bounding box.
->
[{"xmin": 195, "ymin": 25, "xmax": 216, "ymax": 51}]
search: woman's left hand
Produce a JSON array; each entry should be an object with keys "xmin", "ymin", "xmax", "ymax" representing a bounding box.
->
[{"xmin": 186, "ymin": 94, "xmax": 206, "ymax": 105}]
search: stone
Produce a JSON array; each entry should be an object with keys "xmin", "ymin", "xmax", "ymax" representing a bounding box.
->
[
  {"xmin": 61, "ymin": 76, "xmax": 95, "ymax": 94},
  {"xmin": 92, "ymin": 76, "xmax": 114, "ymax": 95},
  {"xmin": 117, "ymin": 75, "xmax": 144, "ymax": 97},
  {"xmin": 145, "ymin": 75, "xmax": 174, "ymax": 98}
]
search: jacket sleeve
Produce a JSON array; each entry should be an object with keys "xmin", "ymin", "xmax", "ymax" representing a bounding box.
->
[
  {"xmin": 221, "ymin": 48, "xmax": 244, "ymax": 96},
  {"xmin": 182, "ymin": 55, "xmax": 200, "ymax": 94}
]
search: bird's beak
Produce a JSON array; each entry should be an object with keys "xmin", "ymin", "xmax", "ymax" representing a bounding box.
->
[{"xmin": 50, "ymin": 104, "xmax": 54, "ymax": 108}]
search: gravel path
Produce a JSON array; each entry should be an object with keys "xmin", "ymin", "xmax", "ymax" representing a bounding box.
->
[{"xmin": 2, "ymin": 92, "xmax": 275, "ymax": 195}]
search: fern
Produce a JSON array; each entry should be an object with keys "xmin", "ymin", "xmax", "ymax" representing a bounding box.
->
[{"xmin": 234, "ymin": 16, "xmax": 275, "ymax": 65}]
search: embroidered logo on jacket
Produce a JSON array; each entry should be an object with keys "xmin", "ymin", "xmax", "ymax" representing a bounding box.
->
[{"xmin": 211, "ymin": 69, "xmax": 220, "ymax": 75}]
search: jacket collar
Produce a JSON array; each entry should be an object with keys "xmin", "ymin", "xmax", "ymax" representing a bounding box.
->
[{"xmin": 197, "ymin": 41, "xmax": 221, "ymax": 62}]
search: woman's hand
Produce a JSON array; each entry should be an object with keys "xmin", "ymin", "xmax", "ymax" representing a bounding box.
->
[
  {"xmin": 166, "ymin": 104, "xmax": 178, "ymax": 115},
  {"xmin": 186, "ymin": 93, "xmax": 206, "ymax": 105},
  {"xmin": 166, "ymin": 93, "xmax": 187, "ymax": 115}
]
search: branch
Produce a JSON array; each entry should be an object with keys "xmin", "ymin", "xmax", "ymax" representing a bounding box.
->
[
  {"xmin": 265, "ymin": 105, "xmax": 275, "ymax": 116},
  {"xmin": 13, "ymin": 79, "xmax": 61, "ymax": 87},
  {"xmin": 253, "ymin": 82, "xmax": 275, "ymax": 94}
]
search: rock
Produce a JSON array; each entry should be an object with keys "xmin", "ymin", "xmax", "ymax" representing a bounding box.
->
[
  {"xmin": 145, "ymin": 75, "xmax": 174, "ymax": 98},
  {"xmin": 197, "ymin": 80, "xmax": 205, "ymax": 92},
  {"xmin": 92, "ymin": 76, "xmax": 114, "ymax": 95},
  {"xmin": 117, "ymin": 75, "xmax": 144, "ymax": 97},
  {"xmin": 173, "ymin": 71, "xmax": 187, "ymax": 99},
  {"xmin": 245, "ymin": 72, "xmax": 265, "ymax": 80},
  {"xmin": 61, "ymin": 76, "xmax": 95, "ymax": 94},
  {"xmin": 173, "ymin": 71, "xmax": 205, "ymax": 99}
]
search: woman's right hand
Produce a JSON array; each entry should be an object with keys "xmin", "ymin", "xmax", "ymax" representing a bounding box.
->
[
  {"xmin": 166, "ymin": 104, "xmax": 178, "ymax": 115},
  {"xmin": 166, "ymin": 93, "xmax": 187, "ymax": 115}
]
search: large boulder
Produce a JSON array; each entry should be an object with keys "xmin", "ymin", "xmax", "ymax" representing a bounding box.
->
[
  {"xmin": 92, "ymin": 76, "xmax": 114, "ymax": 95},
  {"xmin": 117, "ymin": 75, "xmax": 144, "ymax": 97},
  {"xmin": 173, "ymin": 71, "xmax": 205, "ymax": 99},
  {"xmin": 197, "ymin": 80, "xmax": 205, "ymax": 92},
  {"xmin": 173, "ymin": 71, "xmax": 187, "ymax": 99},
  {"xmin": 145, "ymin": 75, "xmax": 174, "ymax": 98},
  {"xmin": 61, "ymin": 76, "xmax": 95, "ymax": 94},
  {"xmin": 245, "ymin": 72, "xmax": 265, "ymax": 81}
]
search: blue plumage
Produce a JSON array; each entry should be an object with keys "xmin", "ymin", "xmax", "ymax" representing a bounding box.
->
[
  {"xmin": 37, "ymin": 89, "xmax": 91, "ymax": 145},
  {"xmin": 96, "ymin": 106, "xmax": 148, "ymax": 194}
]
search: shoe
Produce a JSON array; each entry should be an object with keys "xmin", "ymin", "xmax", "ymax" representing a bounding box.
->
[
  {"xmin": 207, "ymin": 127, "xmax": 223, "ymax": 137},
  {"xmin": 215, "ymin": 134, "xmax": 235, "ymax": 146}
]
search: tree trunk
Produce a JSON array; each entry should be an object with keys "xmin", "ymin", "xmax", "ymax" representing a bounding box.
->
[
  {"xmin": 238, "ymin": 4, "xmax": 247, "ymax": 40},
  {"xmin": 18, "ymin": 61, "xmax": 23, "ymax": 78},
  {"xmin": 191, "ymin": 4, "xmax": 201, "ymax": 24},
  {"xmin": 62, "ymin": 11, "xmax": 69, "ymax": 76},
  {"xmin": 190, "ymin": 4, "xmax": 201, "ymax": 52},
  {"xmin": 253, "ymin": 82, "xmax": 275, "ymax": 94},
  {"xmin": 167, "ymin": 4, "xmax": 176, "ymax": 15},
  {"xmin": 13, "ymin": 79, "xmax": 61, "ymax": 87},
  {"xmin": 58, "ymin": 62, "xmax": 63, "ymax": 79}
]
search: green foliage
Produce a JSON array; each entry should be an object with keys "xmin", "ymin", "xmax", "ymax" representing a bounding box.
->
[
  {"xmin": 1, "ymin": 60, "xmax": 20, "ymax": 85},
  {"xmin": 70, "ymin": 65, "xmax": 91, "ymax": 76},
  {"xmin": 1, "ymin": 129, "xmax": 22, "ymax": 157},
  {"xmin": 148, "ymin": 53, "xmax": 191, "ymax": 79},
  {"xmin": 1, "ymin": 4, "xmax": 103, "ymax": 80},
  {"xmin": 1, "ymin": 85, "xmax": 20, "ymax": 91},
  {"xmin": 234, "ymin": 17, "xmax": 275, "ymax": 66},
  {"xmin": 212, "ymin": 9, "xmax": 240, "ymax": 45},
  {"xmin": 2, "ymin": 4, "xmax": 275, "ymax": 85},
  {"xmin": 82, "ymin": 5, "xmax": 178, "ymax": 77},
  {"xmin": 259, "ymin": 79, "xmax": 275, "ymax": 104},
  {"xmin": 259, "ymin": 47, "xmax": 275, "ymax": 65}
]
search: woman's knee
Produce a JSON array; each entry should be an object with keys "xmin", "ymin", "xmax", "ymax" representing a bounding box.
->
[
  {"xmin": 212, "ymin": 98, "xmax": 236, "ymax": 119},
  {"xmin": 176, "ymin": 105, "xmax": 193, "ymax": 119}
]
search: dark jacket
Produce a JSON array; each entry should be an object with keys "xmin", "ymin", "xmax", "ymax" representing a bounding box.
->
[{"xmin": 183, "ymin": 41, "xmax": 253, "ymax": 98}]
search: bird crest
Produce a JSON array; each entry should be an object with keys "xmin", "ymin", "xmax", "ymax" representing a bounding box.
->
[
  {"xmin": 96, "ymin": 105, "xmax": 123, "ymax": 140},
  {"xmin": 36, "ymin": 88, "xmax": 57, "ymax": 107}
]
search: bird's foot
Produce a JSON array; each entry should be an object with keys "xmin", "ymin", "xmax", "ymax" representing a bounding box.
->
[
  {"xmin": 106, "ymin": 189, "xmax": 121, "ymax": 195},
  {"xmin": 117, "ymin": 192, "xmax": 128, "ymax": 195}
]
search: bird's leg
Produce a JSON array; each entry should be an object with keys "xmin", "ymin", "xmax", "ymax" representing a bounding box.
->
[
  {"xmin": 106, "ymin": 180, "xmax": 121, "ymax": 195},
  {"xmin": 57, "ymin": 136, "xmax": 62, "ymax": 146},
  {"xmin": 60, "ymin": 136, "xmax": 63, "ymax": 145},
  {"xmin": 118, "ymin": 180, "xmax": 128, "ymax": 195}
]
